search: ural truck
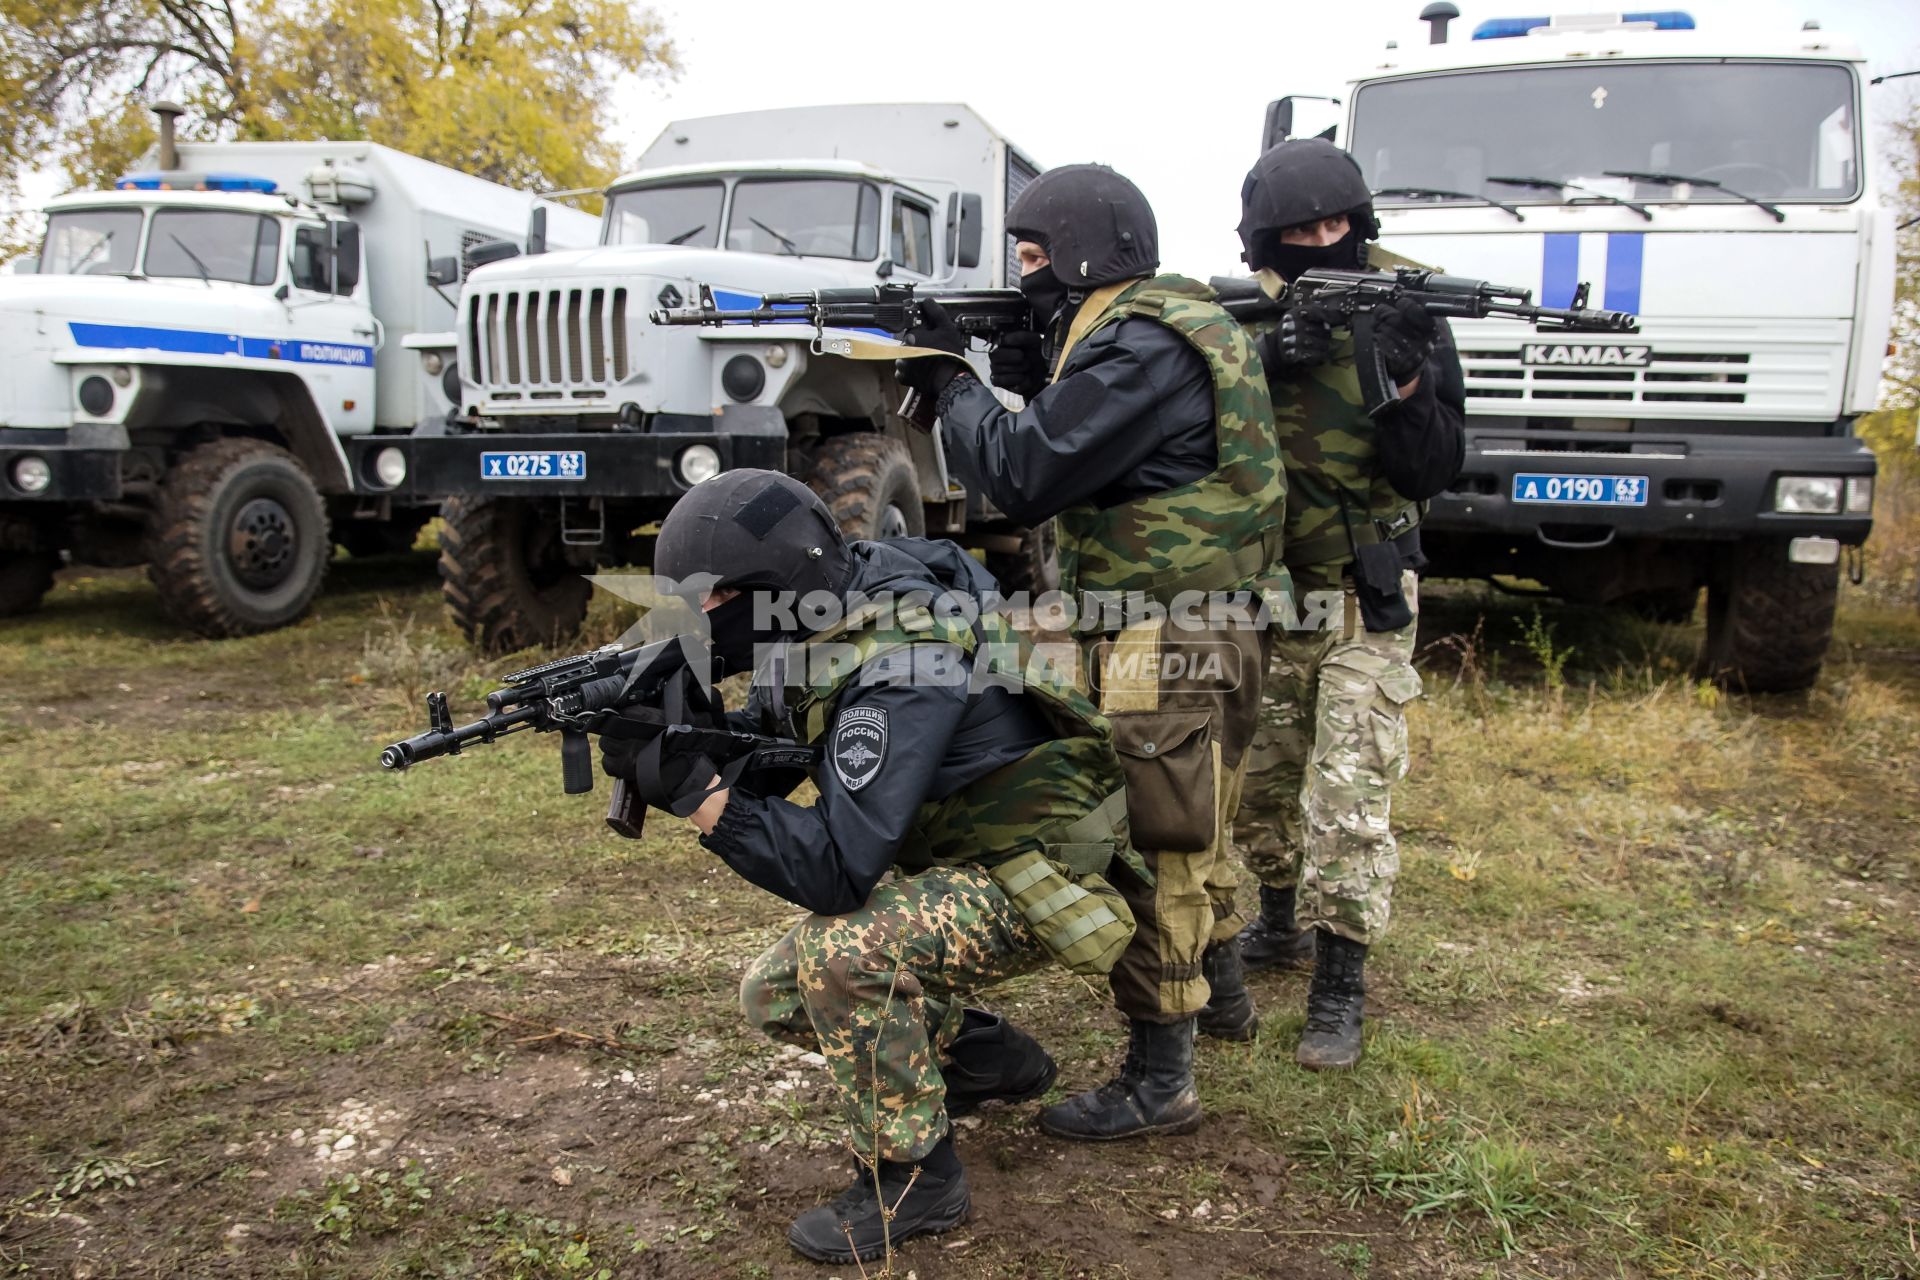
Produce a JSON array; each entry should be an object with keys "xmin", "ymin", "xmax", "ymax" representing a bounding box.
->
[
  {"xmin": 348, "ymin": 103, "xmax": 1047, "ymax": 652},
  {"xmin": 1267, "ymin": 8, "xmax": 1894, "ymax": 690},
  {"xmin": 0, "ymin": 106, "xmax": 594, "ymax": 635}
]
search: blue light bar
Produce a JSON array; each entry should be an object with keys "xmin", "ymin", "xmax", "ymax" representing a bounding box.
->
[
  {"xmin": 114, "ymin": 171, "xmax": 279, "ymax": 194},
  {"xmin": 1473, "ymin": 10, "xmax": 1695, "ymax": 38}
]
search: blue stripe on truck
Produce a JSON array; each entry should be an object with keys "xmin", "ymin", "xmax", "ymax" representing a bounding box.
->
[
  {"xmin": 1603, "ymin": 232, "xmax": 1644, "ymax": 314},
  {"xmin": 1540, "ymin": 233, "xmax": 1580, "ymax": 308},
  {"xmin": 68, "ymin": 322, "xmax": 374, "ymax": 367}
]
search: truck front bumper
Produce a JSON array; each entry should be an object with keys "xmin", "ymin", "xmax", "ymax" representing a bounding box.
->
[
  {"xmin": 1427, "ymin": 428, "xmax": 1875, "ymax": 547},
  {"xmin": 344, "ymin": 420, "xmax": 787, "ymax": 501},
  {"xmin": 0, "ymin": 426, "xmax": 124, "ymax": 503}
]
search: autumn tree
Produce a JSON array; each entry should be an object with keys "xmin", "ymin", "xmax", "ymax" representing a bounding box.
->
[{"xmin": 0, "ymin": 0, "xmax": 677, "ymax": 251}]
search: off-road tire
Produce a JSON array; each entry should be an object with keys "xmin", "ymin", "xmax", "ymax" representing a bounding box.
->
[
  {"xmin": 986, "ymin": 519, "xmax": 1061, "ymax": 596},
  {"xmin": 1697, "ymin": 540, "xmax": 1838, "ymax": 694},
  {"xmin": 146, "ymin": 438, "xmax": 331, "ymax": 637},
  {"xmin": 439, "ymin": 496, "xmax": 590, "ymax": 653},
  {"xmin": 1622, "ymin": 586, "xmax": 1699, "ymax": 625},
  {"xmin": 0, "ymin": 551, "xmax": 59, "ymax": 617},
  {"xmin": 804, "ymin": 433, "xmax": 925, "ymax": 540}
]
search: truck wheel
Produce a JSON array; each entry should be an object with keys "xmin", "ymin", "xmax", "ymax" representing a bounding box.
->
[
  {"xmin": 805, "ymin": 434, "xmax": 925, "ymax": 540},
  {"xmin": 986, "ymin": 519, "xmax": 1060, "ymax": 596},
  {"xmin": 1622, "ymin": 587, "xmax": 1699, "ymax": 625},
  {"xmin": 439, "ymin": 496, "xmax": 590, "ymax": 653},
  {"xmin": 0, "ymin": 551, "xmax": 60, "ymax": 617},
  {"xmin": 146, "ymin": 438, "xmax": 331, "ymax": 637},
  {"xmin": 1697, "ymin": 541, "xmax": 1838, "ymax": 694}
]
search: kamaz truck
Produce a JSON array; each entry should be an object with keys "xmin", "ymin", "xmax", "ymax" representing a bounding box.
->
[
  {"xmin": 0, "ymin": 106, "xmax": 594, "ymax": 635},
  {"xmin": 350, "ymin": 103, "xmax": 1047, "ymax": 652},
  {"xmin": 1268, "ymin": 8, "xmax": 1895, "ymax": 690}
]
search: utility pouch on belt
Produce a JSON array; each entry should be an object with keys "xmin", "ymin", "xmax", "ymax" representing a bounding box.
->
[
  {"xmin": 1352, "ymin": 541, "xmax": 1414, "ymax": 633},
  {"xmin": 1109, "ymin": 709, "xmax": 1217, "ymax": 853},
  {"xmin": 990, "ymin": 847, "xmax": 1134, "ymax": 976}
]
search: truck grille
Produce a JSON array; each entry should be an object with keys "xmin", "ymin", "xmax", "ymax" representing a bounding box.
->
[
  {"xmin": 1462, "ymin": 348, "xmax": 1754, "ymax": 407},
  {"xmin": 466, "ymin": 286, "xmax": 630, "ymax": 399}
]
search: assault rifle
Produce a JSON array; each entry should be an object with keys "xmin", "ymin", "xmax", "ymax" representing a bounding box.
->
[
  {"xmin": 1210, "ymin": 267, "xmax": 1640, "ymax": 416},
  {"xmin": 652, "ymin": 283, "xmax": 1032, "ymax": 426},
  {"xmin": 379, "ymin": 636, "xmax": 817, "ymax": 839}
]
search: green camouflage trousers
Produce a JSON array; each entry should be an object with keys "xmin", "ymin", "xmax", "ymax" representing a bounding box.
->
[
  {"xmin": 739, "ymin": 866, "xmax": 1048, "ymax": 1162},
  {"xmin": 1237, "ymin": 572, "xmax": 1421, "ymax": 945}
]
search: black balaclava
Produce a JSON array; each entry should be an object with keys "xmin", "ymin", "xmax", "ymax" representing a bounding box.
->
[
  {"xmin": 1258, "ymin": 223, "xmax": 1367, "ymax": 282},
  {"xmin": 1017, "ymin": 261, "xmax": 1071, "ymax": 327}
]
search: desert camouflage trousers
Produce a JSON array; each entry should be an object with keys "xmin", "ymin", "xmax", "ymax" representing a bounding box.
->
[
  {"xmin": 1237, "ymin": 572, "xmax": 1421, "ymax": 946},
  {"xmin": 1091, "ymin": 614, "xmax": 1270, "ymax": 1021},
  {"xmin": 739, "ymin": 866, "xmax": 1048, "ymax": 1162}
]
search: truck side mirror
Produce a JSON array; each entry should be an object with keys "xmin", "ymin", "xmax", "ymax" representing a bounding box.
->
[
  {"xmin": 426, "ymin": 255, "xmax": 460, "ymax": 287},
  {"xmin": 467, "ymin": 238, "xmax": 520, "ymax": 268},
  {"xmin": 1263, "ymin": 99, "xmax": 1294, "ymax": 151},
  {"xmin": 332, "ymin": 222, "xmax": 362, "ymax": 294},
  {"xmin": 526, "ymin": 206, "xmax": 547, "ymax": 256},
  {"xmin": 947, "ymin": 192, "xmax": 983, "ymax": 269}
]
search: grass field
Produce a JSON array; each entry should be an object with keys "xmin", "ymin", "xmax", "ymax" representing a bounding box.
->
[{"xmin": 1, "ymin": 552, "xmax": 1916, "ymax": 1279}]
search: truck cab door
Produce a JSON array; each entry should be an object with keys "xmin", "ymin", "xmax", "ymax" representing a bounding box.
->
[
  {"xmin": 288, "ymin": 219, "xmax": 376, "ymax": 433},
  {"xmin": 886, "ymin": 193, "xmax": 937, "ymax": 280}
]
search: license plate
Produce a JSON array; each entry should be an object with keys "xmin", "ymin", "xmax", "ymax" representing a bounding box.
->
[
  {"xmin": 480, "ymin": 450, "xmax": 586, "ymax": 481},
  {"xmin": 1512, "ymin": 472, "xmax": 1648, "ymax": 507}
]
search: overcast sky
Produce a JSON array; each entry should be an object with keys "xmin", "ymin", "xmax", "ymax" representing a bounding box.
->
[{"xmin": 618, "ymin": 0, "xmax": 1920, "ymax": 275}]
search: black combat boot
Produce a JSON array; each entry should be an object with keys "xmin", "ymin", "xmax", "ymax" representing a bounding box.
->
[
  {"xmin": 1037, "ymin": 1018, "xmax": 1202, "ymax": 1141},
  {"xmin": 1196, "ymin": 940, "xmax": 1259, "ymax": 1042},
  {"xmin": 942, "ymin": 1008, "xmax": 1058, "ymax": 1116},
  {"xmin": 1237, "ymin": 885, "xmax": 1317, "ymax": 972},
  {"xmin": 1297, "ymin": 933, "xmax": 1367, "ymax": 1070},
  {"xmin": 787, "ymin": 1133, "xmax": 971, "ymax": 1263}
]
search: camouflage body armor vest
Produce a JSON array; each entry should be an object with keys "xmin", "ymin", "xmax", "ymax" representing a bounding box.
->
[
  {"xmin": 1049, "ymin": 275, "xmax": 1288, "ymax": 608},
  {"xmin": 1262, "ymin": 246, "xmax": 1425, "ymax": 589},
  {"xmin": 778, "ymin": 596, "xmax": 1137, "ymax": 974}
]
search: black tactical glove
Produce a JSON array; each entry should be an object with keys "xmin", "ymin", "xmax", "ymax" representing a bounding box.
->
[
  {"xmin": 1370, "ymin": 296, "xmax": 1438, "ymax": 384},
  {"xmin": 1259, "ymin": 301, "xmax": 1337, "ymax": 376},
  {"xmin": 987, "ymin": 329, "xmax": 1048, "ymax": 398},
  {"xmin": 596, "ymin": 704, "xmax": 672, "ymax": 781},
  {"xmin": 895, "ymin": 298, "xmax": 971, "ymax": 400}
]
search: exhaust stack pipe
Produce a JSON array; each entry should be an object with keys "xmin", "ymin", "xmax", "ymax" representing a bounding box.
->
[
  {"xmin": 151, "ymin": 101, "xmax": 185, "ymax": 171},
  {"xmin": 1420, "ymin": 1, "xmax": 1460, "ymax": 43}
]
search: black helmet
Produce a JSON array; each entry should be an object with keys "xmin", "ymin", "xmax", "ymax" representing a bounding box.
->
[
  {"xmin": 655, "ymin": 469, "xmax": 851, "ymax": 603},
  {"xmin": 1237, "ymin": 139, "xmax": 1379, "ymax": 272},
  {"xmin": 1005, "ymin": 164, "xmax": 1159, "ymax": 288}
]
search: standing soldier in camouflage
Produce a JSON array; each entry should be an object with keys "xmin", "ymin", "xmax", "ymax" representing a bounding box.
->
[
  {"xmin": 895, "ymin": 165, "xmax": 1287, "ymax": 1140},
  {"xmin": 1230, "ymin": 139, "xmax": 1465, "ymax": 1069},
  {"xmin": 597, "ymin": 469, "xmax": 1134, "ymax": 1263}
]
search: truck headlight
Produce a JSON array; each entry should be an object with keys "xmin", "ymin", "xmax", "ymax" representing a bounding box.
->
[
  {"xmin": 374, "ymin": 447, "xmax": 408, "ymax": 488},
  {"xmin": 722, "ymin": 354, "xmax": 766, "ymax": 402},
  {"xmin": 1845, "ymin": 477, "xmax": 1872, "ymax": 514},
  {"xmin": 422, "ymin": 350, "xmax": 445, "ymax": 376},
  {"xmin": 77, "ymin": 376, "xmax": 114, "ymax": 416},
  {"xmin": 678, "ymin": 444, "xmax": 722, "ymax": 486},
  {"xmin": 1774, "ymin": 476, "xmax": 1842, "ymax": 514},
  {"xmin": 441, "ymin": 361, "xmax": 461, "ymax": 404},
  {"xmin": 11, "ymin": 456, "xmax": 52, "ymax": 494}
]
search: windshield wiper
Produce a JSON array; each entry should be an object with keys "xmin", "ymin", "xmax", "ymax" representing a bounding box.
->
[
  {"xmin": 168, "ymin": 233, "xmax": 215, "ymax": 285},
  {"xmin": 1487, "ymin": 175, "xmax": 1652, "ymax": 222},
  {"xmin": 1603, "ymin": 170, "xmax": 1784, "ymax": 223},
  {"xmin": 665, "ymin": 224, "xmax": 707, "ymax": 246},
  {"xmin": 1371, "ymin": 186, "xmax": 1525, "ymax": 222},
  {"xmin": 747, "ymin": 216, "xmax": 801, "ymax": 256}
]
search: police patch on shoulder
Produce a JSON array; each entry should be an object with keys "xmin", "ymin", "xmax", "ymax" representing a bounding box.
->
[{"xmin": 831, "ymin": 705, "xmax": 888, "ymax": 793}]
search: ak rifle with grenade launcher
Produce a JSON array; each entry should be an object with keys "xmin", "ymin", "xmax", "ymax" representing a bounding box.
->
[{"xmin": 379, "ymin": 635, "xmax": 817, "ymax": 838}]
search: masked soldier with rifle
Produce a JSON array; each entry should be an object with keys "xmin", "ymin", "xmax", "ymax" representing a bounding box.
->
[
  {"xmin": 595, "ymin": 469, "xmax": 1135, "ymax": 1263},
  {"xmin": 893, "ymin": 164, "xmax": 1287, "ymax": 1141},
  {"xmin": 1230, "ymin": 138, "xmax": 1465, "ymax": 1069}
]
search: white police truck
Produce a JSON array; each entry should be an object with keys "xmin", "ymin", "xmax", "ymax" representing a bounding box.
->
[
  {"xmin": 0, "ymin": 107, "xmax": 594, "ymax": 635},
  {"xmin": 352, "ymin": 103, "xmax": 1046, "ymax": 652},
  {"xmin": 1269, "ymin": 8, "xmax": 1894, "ymax": 690}
]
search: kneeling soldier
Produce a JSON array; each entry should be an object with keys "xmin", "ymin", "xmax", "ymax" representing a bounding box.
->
[{"xmin": 600, "ymin": 469, "xmax": 1133, "ymax": 1263}]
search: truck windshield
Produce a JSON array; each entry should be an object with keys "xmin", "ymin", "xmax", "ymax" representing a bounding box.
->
[
  {"xmin": 727, "ymin": 179, "xmax": 881, "ymax": 260},
  {"xmin": 145, "ymin": 210, "xmax": 281, "ymax": 285},
  {"xmin": 39, "ymin": 209, "xmax": 144, "ymax": 275},
  {"xmin": 605, "ymin": 181, "xmax": 724, "ymax": 247},
  {"xmin": 1351, "ymin": 61, "xmax": 1859, "ymax": 206}
]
